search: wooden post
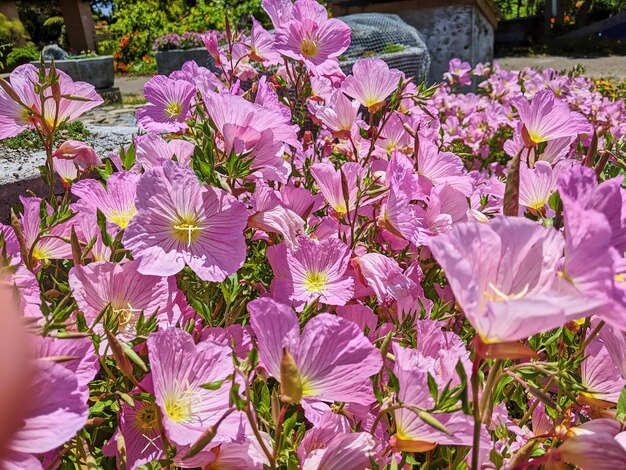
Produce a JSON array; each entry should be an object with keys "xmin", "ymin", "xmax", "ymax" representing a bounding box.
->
[{"xmin": 59, "ymin": 0, "xmax": 96, "ymax": 53}]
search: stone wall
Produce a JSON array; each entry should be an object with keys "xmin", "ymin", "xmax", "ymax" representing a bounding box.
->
[{"xmin": 398, "ymin": 5, "xmax": 493, "ymax": 82}]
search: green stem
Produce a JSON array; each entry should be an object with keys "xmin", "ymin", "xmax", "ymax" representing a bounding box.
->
[{"xmin": 471, "ymin": 354, "xmax": 482, "ymax": 470}]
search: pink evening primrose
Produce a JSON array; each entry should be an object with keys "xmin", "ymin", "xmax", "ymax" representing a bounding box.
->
[
  {"xmin": 286, "ymin": 236, "xmax": 354, "ymax": 306},
  {"xmin": 2, "ymin": 359, "xmax": 89, "ymax": 469},
  {"xmin": 19, "ymin": 196, "xmax": 73, "ymax": 263},
  {"xmin": 134, "ymin": 133, "xmax": 195, "ymax": 171},
  {"xmin": 53, "ymin": 140, "xmax": 102, "ymax": 170},
  {"xmin": 122, "ymin": 160, "xmax": 248, "ymax": 282},
  {"xmin": 71, "ymin": 171, "xmax": 140, "ymax": 231},
  {"xmin": 68, "ymin": 260, "xmax": 179, "ymax": 339},
  {"xmin": 136, "ymin": 75, "xmax": 196, "ymax": 133},
  {"xmin": 0, "ymin": 64, "xmax": 103, "ymax": 139},
  {"xmin": 249, "ymin": 297, "xmax": 383, "ymax": 407},
  {"xmin": 429, "ymin": 217, "xmax": 602, "ymax": 350},
  {"xmin": 274, "ymin": 0, "xmax": 351, "ymax": 74},
  {"xmin": 201, "ymin": 89, "xmax": 300, "ymax": 182},
  {"xmin": 310, "ymin": 162, "xmax": 363, "ymax": 217},
  {"xmin": 146, "ymin": 328, "xmax": 234, "ymax": 447},
  {"xmin": 342, "ymin": 58, "xmax": 403, "ymax": 112},
  {"xmin": 513, "ymin": 89, "xmax": 592, "ymax": 146}
]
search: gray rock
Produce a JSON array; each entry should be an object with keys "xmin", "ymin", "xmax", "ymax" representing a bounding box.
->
[{"xmin": 42, "ymin": 44, "xmax": 69, "ymax": 61}]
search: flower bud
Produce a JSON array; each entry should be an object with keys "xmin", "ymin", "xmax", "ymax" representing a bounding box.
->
[{"xmin": 280, "ymin": 347, "xmax": 303, "ymax": 404}]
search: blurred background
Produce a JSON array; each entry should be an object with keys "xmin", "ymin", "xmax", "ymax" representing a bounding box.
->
[{"xmin": 0, "ymin": 0, "xmax": 623, "ymax": 74}]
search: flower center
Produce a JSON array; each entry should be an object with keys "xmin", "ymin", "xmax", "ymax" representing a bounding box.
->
[
  {"xmin": 111, "ymin": 303, "xmax": 142, "ymax": 332},
  {"xmin": 135, "ymin": 403, "xmax": 160, "ymax": 432},
  {"xmin": 300, "ymin": 38, "xmax": 318, "ymax": 58},
  {"xmin": 162, "ymin": 383, "xmax": 199, "ymax": 423},
  {"xmin": 109, "ymin": 206, "xmax": 138, "ymax": 229},
  {"xmin": 304, "ymin": 271, "xmax": 328, "ymax": 293},
  {"xmin": 172, "ymin": 217, "xmax": 203, "ymax": 247},
  {"xmin": 165, "ymin": 101, "xmax": 183, "ymax": 119},
  {"xmin": 483, "ymin": 282, "xmax": 529, "ymax": 302},
  {"xmin": 31, "ymin": 245, "xmax": 48, "ymax": 262}
]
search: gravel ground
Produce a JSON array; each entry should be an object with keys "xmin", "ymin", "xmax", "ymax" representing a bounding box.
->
[
  {"xmin": 495, "ymin": 55, "xmax": 626, "ymax": 79},
  {"xmin": 0, "ymin": 125, "xmax": 136, "ymax": 186}
]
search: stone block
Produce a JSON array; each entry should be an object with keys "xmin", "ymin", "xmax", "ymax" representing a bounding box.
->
[
  {"xmin": 32, "ymin": 56, "xmax": 115, "ymax": 90},
  {"xmin": 155, "ymin": 48, "xmax": 217, "ymax": 76}
]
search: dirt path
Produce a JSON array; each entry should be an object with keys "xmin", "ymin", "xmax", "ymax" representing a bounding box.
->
[{"xmin": 495, "ymin": 55, "xmax": 626, "ymax": 79}]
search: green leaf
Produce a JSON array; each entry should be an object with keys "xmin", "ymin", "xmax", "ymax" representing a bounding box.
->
[
  {"xmin": 200, "ymin": 378, "xmax": 228, "ymax": 391},
  {"xmin": 617, "ymin": 386, "xmax": 626, "ymax": 421}
]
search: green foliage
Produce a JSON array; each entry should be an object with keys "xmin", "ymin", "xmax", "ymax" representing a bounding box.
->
[
  {"xmin": 106, "ymin": 0, "xmax": 267, "ymax": 73},
  {"xmin": 181, "ymin": 0, "xmax": 268, "ymax": 31},
  {"xmin": 0, "ymin": 12, "xmax": 28, "ymax": 47},
  {"xmin": 0, "ymin": 121, "xmax": 91, "ymax": 151},
  {"xmin": 106, "ymin": 0, "xmax": 187, "ymax": 73},
  {"xmin": 17, "ymin": 1, "xmax": 66, "ymax": 49},
  {"xmin": 5, "ymin": 42, "xmax": 38, "ymax": 69}
]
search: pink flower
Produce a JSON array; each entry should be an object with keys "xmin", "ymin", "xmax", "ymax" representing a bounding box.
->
[
  {"xmin": 19, "ymin": 196, "xmax": 72, "ymax": 262},
  {"xmin": 147, "ymin": 328, "xmax": 234, "ymax": 447},
  {"xmin": 579, "ymin": 335, "xmax": 626, "ymax": 406},
  {"xmin": 311, "ymin": 162, "xmax": 363, "ymax": 216},
  {"xmin": 248, "ymin": 17, "xmax": 280, "ymax": 65},
  {"xmin": 53, "ymin": 158, "xmax": 79, "ymax": 185},
  {"xmin": 122, "ymin": 161, "xmax": 248, "ymax": 281},
  {"xmin": 201, "ymin": 89, "xmax": 300, "ymax": 182},
  {"xmin": 301, "ymin": 432, "xmax": 378, "ymax": 470},
  {"xmin": 391, "ymin": 343, "xmax": 480, "ymax": 452},
  {"xmin": 416, "ymin": 140, "xmax": 472, "ymax": 196},
  {"xmin": 136, "ymin": 75, "xmax": 196, "ymax": 133},
  {"xmin": 53, "ymin": 140, "xmax": 102, "ymax": 169},
  {"xmin": 513, "ymin": 89, "xmax": 591, "ymax": 146},
  {"xmin": 103, "ymin": 377, "xmax": 165, "ymax": 469},
  {"xmin": 444, "ymin": 58, "xmax": 472, "ymax": 86},
  {"xmin": 313, "ymin": 90, "xmax": 360, "ymax": 136},
  {"xmin": 249, "ymin": 181, "xmax": 305, "ymax": 250},
  {"xmin": 72, "ymin": 172, "xmax": 139, "ymax": 230},
  {"xmin": 518, "ymin": 160, "xmax": 569, "ymax": 212},
  {"xmin": 31, "ymin": 335, "xmax": 99, "ymax": 399},
  {"xmin": 556, "ymin": 201, "xmax": 626, "ymax": 330},
  {"xmin": 558, "ymin": 165, "xmax": 626, "ymax": 253},
  {"xmin": 134, "ymin": 134, "xmax": 195, "ymax": 171},
  {"xmin": 0, "ymin": 64, "xmax": 102, "ymax": 138},
  {"xmin": 274, "ymin": 0, "xmax": 351, "ymax": 74},
  {"xmin": 2, "ymin": 359, "xmax": 88, "ymax": 468},
  {"xmin": 262, "ymin": 0, "xmax": 294, "ymax": 29},
  {"xmin": 342, "ymin": 59, "xmax": 403, "ymax": 111},
  {"xmin": 68, "ymin": 260, "xmax": 179, "ymax": 339},
  {"xmin": 285, "ymin": 236, "xmax": 354, "ymax": 306},
  {"xmin": 249, "ymin": 297, "xmax": 383, "ymax": 406},
  {"xmin": 429, "ymin": 217, "xmax": 599, "ymax": 346}
]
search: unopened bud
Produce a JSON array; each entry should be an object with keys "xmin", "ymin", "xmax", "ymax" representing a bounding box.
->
[{"xmin": 280, "ymin": 348, "xmax": 303, "ymax": 404}]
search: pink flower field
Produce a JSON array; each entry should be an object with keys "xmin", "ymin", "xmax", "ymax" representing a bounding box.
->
[{"xmin": 1, "ymin": 0, "xmax": 626, "ymax": 468}]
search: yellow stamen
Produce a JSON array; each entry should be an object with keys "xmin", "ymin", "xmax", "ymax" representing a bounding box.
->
[
  {"xmin": 300, "ymin": 38, "xmax": 318, "ymax": 58},
  {"xmin": 172, "ymin": 217, "xmax": 203, "ymax": 247},
  {"xmin": 483, "ymin": 282, "xmax": 529, "ymax": 302},
  {"xmin": 304, "ymin": 271, "xmax": 328, "ymax": 293},
  {"xmin": 111, "ymin": 302, "xmax": 143, "ymax": 332},
  {"xmin": 109, "ymin": 206, "xmax": 137, "ymax": 229},
  {"xmin": 162, "ymin": 381, "xmax": 200, "ymax": 423},
  {"xmin": 165, "ymin": 101, "xmax": 183, "ymax": 119}
]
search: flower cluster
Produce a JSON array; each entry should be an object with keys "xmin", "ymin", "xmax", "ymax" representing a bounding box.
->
[
  {"xmin": 153, "ymin": 32, "xmax": 215, "ymax": 52},
  {"xmin": 1, "ymin": 1, "xmax": 626, "ymax": 469}
]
